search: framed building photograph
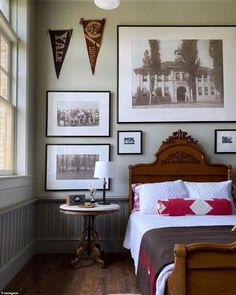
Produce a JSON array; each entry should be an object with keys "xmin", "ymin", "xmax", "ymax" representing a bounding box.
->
[
  {"xmin": 46, "ymin": 91, "xmax": 110, "ymax": 136},
  {"xmin": 45, "ymin": 144, "xmax": 110, "ymax": 190},
  {"xmin": 117, "ymin": 130, "xmax": 142, "ymax": 154},
  {"xmin": 215, "ymin": 129, "xmax": 236, "ymax": 154},
  {"xmin": 117, "ymin": 25, "xmax": 236, "ymax": 123}
]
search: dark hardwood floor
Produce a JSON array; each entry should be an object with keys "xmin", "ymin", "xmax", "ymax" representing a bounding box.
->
[{"xmin": 4, "ymin": 253, "xmax": 140, "ymax": 295}]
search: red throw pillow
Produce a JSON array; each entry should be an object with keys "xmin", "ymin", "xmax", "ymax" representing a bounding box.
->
[{"xmin": 157, "ymin": 198, "xmax": 233, "ymax": 216}]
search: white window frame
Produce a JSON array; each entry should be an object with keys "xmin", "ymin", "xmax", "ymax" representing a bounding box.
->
[
  {"xmin": 0, "ymin": 0, "xmax": 9, "ymax": 21},
  {"xmin": 0, "ymin": 8, "xmax": 18, "ymax": 175},
  {"xmin": 0, "ymin": 96, "xmax": 15, "ymax": 175}
]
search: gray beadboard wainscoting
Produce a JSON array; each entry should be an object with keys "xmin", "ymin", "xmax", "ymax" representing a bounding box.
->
[
  {"xmin": 0, "ymin": 198, "xmax": 129, "ymax": 290},
  {"xmin": 35, "ymin": 199, "xmax": 129, "ymax": 253},
  {"xmin": 0, "ymin": 200, "xmax": 36, "ymax": 290}
]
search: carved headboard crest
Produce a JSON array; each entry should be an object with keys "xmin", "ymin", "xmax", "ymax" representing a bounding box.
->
[
  {"xmin": 161, "ymin": 151, "xmax": 200, "ymax": 165},
  {"xmin": 163, "ymin": 129, "xmax": 198, "ymax": 145}
]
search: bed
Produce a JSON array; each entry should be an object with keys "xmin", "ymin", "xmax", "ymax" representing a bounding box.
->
[{"xmin": 123, "ymin": 129, "xmax": 236, "ymax": 295}]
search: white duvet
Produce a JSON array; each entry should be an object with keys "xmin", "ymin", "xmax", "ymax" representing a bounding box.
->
[{"xmin": 123, "ymin": 212, "xmax": 236, "ymax": 295}]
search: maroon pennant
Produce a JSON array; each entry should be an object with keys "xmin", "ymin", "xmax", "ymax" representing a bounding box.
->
[
  {"xmin": 80, "ymin": 18, "xmax": 105, "ymax": 75},
  {"xmin": 49, "ymin": 29, "xmax": 73, "ymax": 79}
]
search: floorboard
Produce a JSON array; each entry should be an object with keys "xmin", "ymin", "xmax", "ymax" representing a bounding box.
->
[{"xmin": 3, "ymin": 253, "xmax": 140, "ymax": 295}]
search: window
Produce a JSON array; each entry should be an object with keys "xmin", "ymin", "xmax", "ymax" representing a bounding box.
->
[
  {"xmin": 157, "ymin": 75, "xmax": 162, "ymax": 81},
  {"xmin": 204, "ymin": 75, "xmax": 208, "ymax": 82},
  {"xmin": 0, "ymin": 98, "xmax": 13, "ymax": 172},
  {"xmin": 156, "ymin": 87, "xmax": 162, "ymax": 97},
  {"xmin": 183, "ymin": 73, "xmax": 186, "ymax": 80},
  {"xmin": 198, "ymin": 87, "xmax": 202, "ymax": 96},
  {"xmin": 0, "ymin": 8, "xmax": 17, "ymax": 175},
  {"xmin": 175, "ymin": 73, "xmax": 180, "ymax": 80},
  {"xmin": 211, "ymin": 87, "xmax": 215, "ymax": 95},
  {"xmin": 205, "ymin": 87, "xmax": 208, "ymax": 95},
  {"xmin": 143, "ymin": 75, "xmax": 147, "ymax": 82},
  {"xmin": 164, "ymin": 87, "xmax": 169, "ymax": 95},
  {"xmin": 0, "ymin": 34, "xmax": 10, "ymax": 100}
]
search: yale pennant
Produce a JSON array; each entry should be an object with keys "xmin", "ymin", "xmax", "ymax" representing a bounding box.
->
[{"xmin": 49, "ymin": 29, "xmax": 73, "ymax": 79}]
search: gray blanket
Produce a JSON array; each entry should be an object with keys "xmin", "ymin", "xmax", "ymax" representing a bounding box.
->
[{"xmin": 137, "ymin": 225, "xmax": 236, "ymax": 295}]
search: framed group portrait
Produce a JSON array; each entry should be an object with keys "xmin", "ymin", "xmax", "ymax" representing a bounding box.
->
[
  {"xmin": 46, "ymin": 91, "xmax": 110, "ymax": 136},
  {"xmin": 117, "ymin": 25, "xmax": 236, "ymax": 123},
  {"xmin": 45, "ymin": 144, "xmax": 110, "ymax": 191}
]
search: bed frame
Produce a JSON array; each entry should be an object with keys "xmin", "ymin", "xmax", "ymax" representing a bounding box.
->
[
  {"xmin": 128, "ymin": 129, "xmax": 236, "ymax": 295},
  {"xmin": 128, "ymin": 129, "xmax": 232, "ymax": 212}
]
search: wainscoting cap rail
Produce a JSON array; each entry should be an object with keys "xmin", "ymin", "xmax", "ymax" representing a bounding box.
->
[{"xmin": 0, "ymin": 198, "xmax": 37, "ymax": 216}]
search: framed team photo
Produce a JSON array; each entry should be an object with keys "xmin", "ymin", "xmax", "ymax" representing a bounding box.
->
[{"xmin": 46, "ymin": 91, "xmax": 110, "ymax": 136}]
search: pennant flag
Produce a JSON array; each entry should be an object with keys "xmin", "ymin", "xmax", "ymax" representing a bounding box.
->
[
  {"xmin": 80, "ymin": 18, "xmax": 105, "ymax": 75},
  {"xmin": 49, "ymin": 29, "xmax": 73, "ymax": 79}
]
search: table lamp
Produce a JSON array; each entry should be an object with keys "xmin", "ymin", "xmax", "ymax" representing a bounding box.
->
[{"xmin": 94, "ymin": 161, "xmax": 115, "ymax": 205}]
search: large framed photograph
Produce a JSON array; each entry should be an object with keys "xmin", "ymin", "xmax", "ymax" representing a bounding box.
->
[
  {"xmin": 117, "ymin": 25, "xmax": 236, "ymax": 123},
  {"xmin": 214, "ymin": 129, "xmax": 236, "ymax": 154},
  {"xmin": 117, "ymin": 130, "xmax": 142, "ymax": 154},
  {"xmin": 45, "ymin": 144, "xmax": 110, "ymax": 191},
  {"xmin": 46, "ymin": 91, "xmax": 110, "ymax": 136}
]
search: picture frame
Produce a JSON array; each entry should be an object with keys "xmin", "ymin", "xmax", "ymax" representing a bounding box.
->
[
  {"xmin": 46, "ymin": 91, "xmax": 110, "ymax": 137},
  {"xmin": 117, "ymin": 130, "xmax": 142, "ymax": 154},
  {"xmin": 214, "ymin": 129, "xmax": 236, "ymax": 154},
  {"xmin": 117, "ymin": 25, "xmax": 236, "ymax": 123},
  {"xmin": 66, "ymin": 194, "xmax": 86, "ymax": 206},
  {"xmin": 45, "ymin": 144, "xmax": 110, "ymax": 191}
]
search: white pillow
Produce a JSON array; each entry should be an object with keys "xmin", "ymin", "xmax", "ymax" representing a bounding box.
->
[
  {"xmin": 138, "ymin": 180, "xmax": 188, "ymax": 214},
  {"xmin": 184, "ymin": 180, "xmax": 232, "ymax": 200}
]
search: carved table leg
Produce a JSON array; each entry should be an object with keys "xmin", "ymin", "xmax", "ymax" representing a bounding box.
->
[
  {"xmin": 90, "ymin": 216, "xmax": 104, "ymax": 266},
  {"xmin": 71, "ymin": 216, "xmax": 88, "ymax": 266},
  {"xmin": 71, "ymin": 215, "xmax": 104, "ymax": 268}
]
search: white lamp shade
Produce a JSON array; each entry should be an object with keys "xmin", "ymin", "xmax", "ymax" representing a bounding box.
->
[
  {"xmin": 94, "ymin": 0, "xmax": 120, "ymax": 10},
  {"xmin": 94, "ymin": 161, "xmax": 115, "ymax": 178}
]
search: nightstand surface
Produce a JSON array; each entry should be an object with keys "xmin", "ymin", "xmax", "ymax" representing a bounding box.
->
[{"xmin": 60, "ymin": 203, "xmax": 119, "ymax": 212}]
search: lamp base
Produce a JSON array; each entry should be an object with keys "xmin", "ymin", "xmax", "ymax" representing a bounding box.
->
[{"xmin": 98, "ymin": 201, "xmax": 110, "ymax": 205}]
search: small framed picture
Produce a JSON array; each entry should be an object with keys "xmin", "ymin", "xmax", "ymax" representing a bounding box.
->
[
  {"xmin": 215, "ymin": 129, "xmax": 236, "ymax": 154},
  {"xmin": 66, "ymin": 194, "xmax": 86, "ymax": 206},
  {"xmin": 117, "ymin": 130, "xmax": 142, "ymax": 155}
]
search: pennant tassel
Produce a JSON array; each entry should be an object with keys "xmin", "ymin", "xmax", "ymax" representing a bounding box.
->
[
  {"xmin": 81, "ymin": 19, "xmax": 105, "ymax": 75},
  {"xmin": 49, "ymin": 29, "xmax": 73, "ymax": 79}
]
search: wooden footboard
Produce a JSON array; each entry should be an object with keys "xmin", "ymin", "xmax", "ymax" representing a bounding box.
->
[{"xmin": 166, "ymin": 241, "xmax": 236, "ymax": 295}]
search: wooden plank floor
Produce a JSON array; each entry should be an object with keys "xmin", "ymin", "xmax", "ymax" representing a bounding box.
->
[{"xmin": 4, "ymin": 253, "xmax": 140, "ymax": 295}]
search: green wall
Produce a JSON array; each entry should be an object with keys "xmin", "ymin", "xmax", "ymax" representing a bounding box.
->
[{"xmin": 35, "ymin": 1, "xmax": 236, "ymax": 199}]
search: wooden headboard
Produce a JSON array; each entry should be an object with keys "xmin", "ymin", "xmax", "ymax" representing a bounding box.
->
[{"xmin": 128, "ymin": 130, "xmax": 232, "ymax": 212}]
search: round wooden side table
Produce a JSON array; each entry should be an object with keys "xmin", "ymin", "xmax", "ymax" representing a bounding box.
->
[{"xmin": 60, "ymin": 203, "xmax": 120, "ymax": 268}]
